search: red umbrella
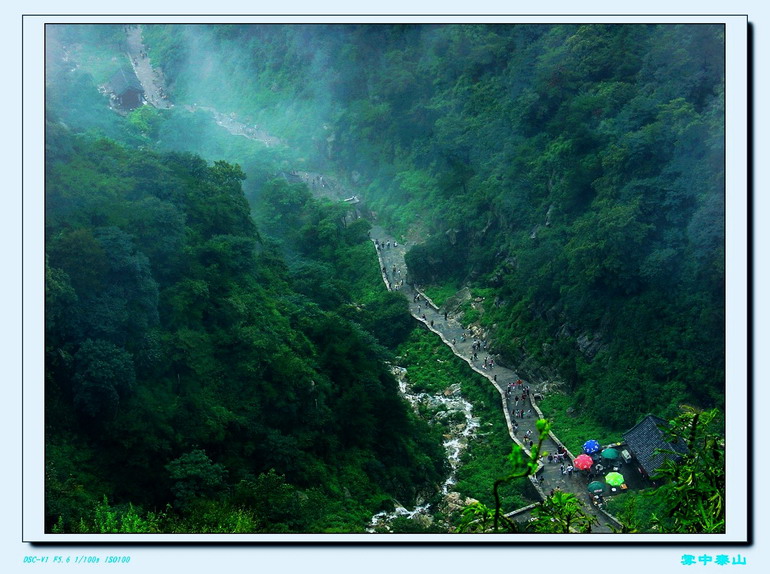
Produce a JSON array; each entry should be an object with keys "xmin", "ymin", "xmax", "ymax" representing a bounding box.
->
[{"xmin": 574, "ymin": 454, "xmax": 594, "ymax": 470}]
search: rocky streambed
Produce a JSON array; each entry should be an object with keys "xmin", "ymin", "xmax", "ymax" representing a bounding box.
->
[{"xmin": 367, "ymin": 366, "xmax": 481, "ymax": 533}]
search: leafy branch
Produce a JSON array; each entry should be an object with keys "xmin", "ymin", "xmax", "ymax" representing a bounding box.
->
[
  {"xmin": 648, "ymin": 407, "xmax": 725, "ymax": 533},
  {"xmin": 459, "ymin": 419, "xmax": 550, "ymax": 533}
]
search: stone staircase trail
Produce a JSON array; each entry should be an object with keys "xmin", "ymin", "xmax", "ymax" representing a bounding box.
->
[{"xmin": 369, "ymin": 225, "xmax": 622, "ymax": 534}]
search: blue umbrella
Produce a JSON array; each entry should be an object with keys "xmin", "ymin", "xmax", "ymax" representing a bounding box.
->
[{"xmin": 583, "ymin": 439, "xmax": 601, "ymax": 454}]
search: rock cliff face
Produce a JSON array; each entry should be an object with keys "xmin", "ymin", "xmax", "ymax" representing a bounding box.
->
[
  {"xmin": 442, "ymin": 287, "xmax": 472, "ymax": 313},
  {"xmin": 499, "ymin": 321, "xmax": 606, "ymax": 392},
  {"xmin": 557, "ymin": 323, "xmax": 606, "ymax": 361},
  {"xmin": 437, "ymin": 286, "xmax": 570, "ymax": 391},
  {"xmin": 497, "ymin": 347, "xmax": 567, "ymax": 394}
]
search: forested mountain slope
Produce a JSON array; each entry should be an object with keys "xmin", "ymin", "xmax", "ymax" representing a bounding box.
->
[
  {"xmin": 45, "ymin": 125, "xmax": 446, "ymax": 532},
  {"xmin": 44, "ymin": 22, "xmax": 727, "ymax": 533},
  {"xmin": 141, "ymin": 24, "xmax": 725, "ymax": 428}
]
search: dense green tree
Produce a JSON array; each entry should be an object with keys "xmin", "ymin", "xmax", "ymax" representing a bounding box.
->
[
  {"xmin": 72, "ymin": 339, "xmax": 136, "ymax": 420},
  {"xmin": 47, "ymin": 228, "xmax": 109, "ymax": 293},
  {"xmin": 166, "ymin": 449, "xmax": 229, "ymax": 511},
  {"xmin": 231, "ymin": 469, "xmax": 307, "ymax": 532}
]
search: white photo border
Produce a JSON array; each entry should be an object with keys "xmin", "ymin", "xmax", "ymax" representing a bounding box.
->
[{"xmin": 23, "ymin": 12, "xmax": 748, "ymax": 544}]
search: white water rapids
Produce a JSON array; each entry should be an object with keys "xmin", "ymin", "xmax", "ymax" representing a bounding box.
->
[{"xmin": 367, "ymin": 367, "xmax": 480, "ymax": 532}]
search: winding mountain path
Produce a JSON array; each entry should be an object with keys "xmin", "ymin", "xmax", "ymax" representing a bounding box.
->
[
  {"xmin": 125, "ymin": 25, "xmax": 173, "ymax": 109},
  {"xmin": 119, "ymin": 24, "xmax": 624, "ymax": 534},
  {"xmin": 126, "ymin": 25, "xmax": 284, "ymax": 148},
  {"xmin": 368, "ymin": 226, "xmax": 621, "ymax": 533}
]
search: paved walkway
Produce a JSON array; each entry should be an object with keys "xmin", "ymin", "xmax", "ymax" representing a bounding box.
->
[
  {"xmin": 125, "ymin": 25, "xmax": 173, "ymax": 110},
  {"xmin": 369, "ymin": 226, "xmax": 621, "ymax": 534}
]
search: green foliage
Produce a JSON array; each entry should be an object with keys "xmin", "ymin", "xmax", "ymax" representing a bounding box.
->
[
  {"xmin": 421, "ymin": 283, "xmax": 461, "ymax": 308},
  {"xmin": 46, "ymin": 23, "xmax": 726, "ymax": 534},
  {"xmin": 456, "ymin": 419, "xmax": 596, "ymax": 534},
  {"xmin": 536, "ymin": 393, "xmax": 624, "ymax": 454},
  {"xmin": 348, "ymin": 289, "xmax": 415, "ymax": 349},
  {"xmin": 166, "ymin": 449, "xmax": 229, "ymax": 510},
  {"xmin": 47, "ymin": 229, "xmax": 109, "ymax": 293},
  {"xmin": 527, "ymin": 490, "xmax": 597, "ymax": 533},
  {"xmin": 231, "ymin": 470, "xmax": 306, "ymax": 532},
  {"xmin": 256, "ymin": 177, "xmax": 312, "ymax": 236},
  {"xmin": 125, "ymin": 106, "xmax": 163, "ymax": 143},
  {"xmin": 72, "ymin": 339, "xmax": 136, "ymax": 420},
  {"xmin": 76, "ymin": 496, "xmax": 167, "ymax": 534},
  {"xmin": 405, "ymin": 234, "xmax": 468, "ymax": 285},
  {"xmin": 319, "ymin": 23, "xmax": 725, "ymax": 429},
  {"xmin": 45, "ymin": 439, "xmax": 114, "ymax": 533},
  {"xmin": 649, "ymin": 407, "xmax": 725, "ymax": 533},
  {"xmin": 603, "ymin": 488, "xmax": 670, "ymax": 533},
  {"xmin": 45, "ymin": 125, "xmax": 445, "ymax": 533}
]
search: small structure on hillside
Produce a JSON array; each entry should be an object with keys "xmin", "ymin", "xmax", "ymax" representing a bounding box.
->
[
  {"xmin": 106, "ymin": 66, "xmax": 144, "ymax": 110},
  {"xmin": 622, "ymin": 414, "xmax": 689, "ymax": 482}
]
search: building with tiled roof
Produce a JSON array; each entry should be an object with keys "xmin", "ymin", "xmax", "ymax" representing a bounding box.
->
[
  {"xmin": 622, "ymin": 414, "xmax": 689, "ymax": 481},
  {"xmin": 107, "ymin": 66, "xmax": 144, "ymax": 110}
]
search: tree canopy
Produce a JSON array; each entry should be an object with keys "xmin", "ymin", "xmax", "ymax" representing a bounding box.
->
[
  {"xmin": 45, "ymin": 127, "xmax": 445, "ymax": 533},
  {"xmin": 45, "ymin": 22, "xmax": 727, "ymax": 534}
]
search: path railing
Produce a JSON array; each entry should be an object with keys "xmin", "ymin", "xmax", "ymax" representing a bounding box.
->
[{"xmin": 369, "ymin": 230, "xmax": 623, "ymax": 534}]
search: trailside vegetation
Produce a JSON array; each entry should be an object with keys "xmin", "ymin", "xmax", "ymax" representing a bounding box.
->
[
  {"xmin": 604, "ymin": 407, "xmax": 725, "ymax": 533},
  {"xmin": 45, "ymin": 126, "xmax": 446, "ymax": 533},
  {"xmin": 457, "ymin": 419, "xmax": 597, "ymax": 534},
  {"xmin": 393, "ymin": 328, "xmax": 535, "ymax": 518}
]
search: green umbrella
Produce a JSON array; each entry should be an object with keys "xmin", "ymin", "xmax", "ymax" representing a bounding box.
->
[
  {"xmin": 587, "ymin": 481, "xmax": 606, "ymax": 494},
  {"xmin": 602, "ymin": 448, "xmax": 620, "ymax": 460},
  {"xmin": 605, "ymin": 472, "xmax": 625, "ymax": 487}
]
